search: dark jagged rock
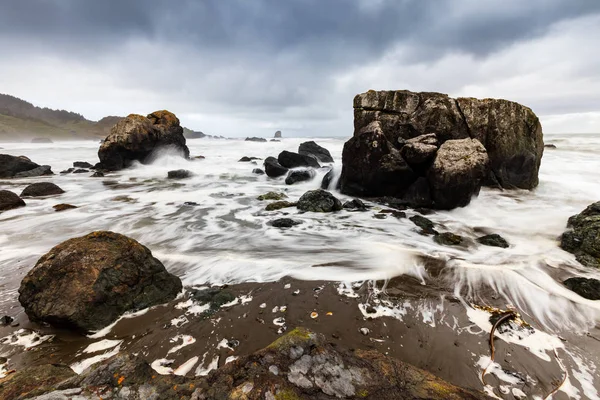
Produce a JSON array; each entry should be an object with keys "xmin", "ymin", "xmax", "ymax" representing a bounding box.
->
[
  {"xmin": 239, "ymin": 156, "xmax": 261, "ymax": 162},
  {"xmin": 321, "ymin": 168, "xmax": 337, "ymax": 190},
  {"xmin": 561, "ymin": 202, "xmax": 600, "ymax": 268},
  {"xmin": 73, "ymin": 161, "xmax": 93, "ymax": 168},
  {"xmin": 21, "ymin": 182, "xmax": 65, "ymax": 197},
  {"xmin": 18, "ymin": 231, "xmax": 182, "ymax": 333},
  {"xmin": 257, "ymin": 192, "xmax": 288, "ymax": 201},
  {"xmin": 1, "ymin": 156, "xmax": 53, "ymax": 178},
  {"xmin": 343, "ymin": 199, "xmax": 369, "ymax": 211},
  {"xmin": 245, "ymin": 137, "xmax": 267, "ymax": 142},
  {"xmin": 60, "ymin": 167, "xmax": 75, "ymax": 174},
  {"xmin": 167, "ymin": 169, "xmax": 193, "ymax": 179},
  {"xmin": 434, "ymin": 232, "xmax": 464, "ymax": 246},
  {"xmin": 299, "ymin": 141, "xmax": 334, "ymax": 163},
  {"xmin": 53, "ymin": 204, "xmax": 78, "ymax": 212},
  {"xmin": 477, "ymin": 234, "xmax": 509, "ymax": 248},
  {"xmin": 264, "ymin": 156, "xmax": 289, "ymax": 178},
  {"xmin": 98, "ymin": 110, "xmax": 189, "ymax": 171},
  {"xmin": 563, "ymin": 277, "xmax": 600, "ymax": 300},
  {"xmin": 252, "ymin": 168, "xmax": 265, "ymax": 175},
  {"xmin": 410, "ymin": 215, "xmax": 437, "ymax": 235},
  {"xmin": 400, "ymin": 133, "xmax": 439, "ymax": 165},
  {"xmin": 270, "ymin": 218, "xmax": 303, "ymax": 228},
  {"xmin": 297, "ymin": 189, "xmax": 342, "ymax": 213},
  {"xmin": 278, "ymin": 150, "xmax": 321, "ymax": 169},
  {"xmin": 0, "ymin": 190, "xmax": 26, "ymax": 211},
  {"xmin": 428, "ymin": 138, "xmax": 489, "ymax": 210},
  {"xmin": 285, "ymin": 169, "xmax": 316, "ymax": 185},
  {"xmin": 265, "ymin": 201, "xmax": 297, "ymax": 211}
]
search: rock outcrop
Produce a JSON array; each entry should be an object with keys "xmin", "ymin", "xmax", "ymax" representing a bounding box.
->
[
  {"xmin": 299, "ymin": 141, "xmax": 334, "ymax": 163},
  {"xmin": 0, "ymin": 190, "xmax": 26, "ymax": 211},
  {"xmin": 18, "ymin": 231, "xmax": 182, "ymax": 332},
  {"xmin": 264, "ymin": 156, "xmax": 289, "ymax": 178},
  {"xmin": 0, "ymin": 154, "xmax": 53, "ymax": 178},
  {"xmin": 340, "ymin": 90, "xmax": 544, "ymax": 209},
  {"xmin": 0, "ymin": 328, "xmax": 491, "ymax": 400},
  {"xmin": 561, "ymin": 202, "xmax": 600, "ymax": 268},
  {"xmin": 20, "ymin": 182, "xmax": 65, "ymax": 197},
  {"xmin": 98, "ymin": 111, "xmax": 189, "ymax": 171}
]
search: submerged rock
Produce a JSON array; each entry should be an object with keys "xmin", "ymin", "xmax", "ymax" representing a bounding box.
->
[
  {"xmin": 297, "ymin": 189, "xmax": 342, "ymax": 212},
  {"xmin": 73, "ymin": 161, "xmax": 94, "ymax": 168},
  {"xmin": 265, "ymin": 201, "xmax": 297, "ymax": 211},
  {"xmin": 0, "ymin": 154, "xmax": 53, "ymax": 178},
  {"xmin": 563, "ymin": 277, "xmax": 600, "ymax": 300},
  {"xmin": 73, "ymin": 168, "xmax": 89, "ymax": 174},
  {"xmin": 252, "ymin": 168, "xmax": 265, "ymax": 175},
  {"xmin": 245, "ymin": 137, "xmax": 267, "ymax": 142},
  {"xmin": 167, "ymin": 169, "xmax": 193, "ymax": 179},
  {"xmin": 239, "ymin": 156, "xmax": 261, "ymax": 162},
  {"xmin": 477, "ymin": 234, "xmax": 509, "ymax": 248},
  {"xmin": 278, "ymin": 150, "xmax": 321, "ymax": 169},
  {"xmin": 0, "ymin": 190, "xmax": 26, "ymax": 211},
  {"xmin": 18, "ymin": 231, "xmax": 182, "ymax": 332},
  {"xmin": 434, "ymin": 232, "xmax": 464, "ymax": 246},
  {"xmin": 545, "ymin": 144, "xmax": 557, "ymax": 149},
  {"xmin": 264, "ymin": 156, "xmax": 289, "ymax": 178},
  {"xmin": 21, "ymin": 182, "xmax": 64, "ymax": 197},
  {"xmin": 560, "ymin": 202, "xmax": 600, "ymax": 268},
  {"xmin": 343, "ymin": 199, "xmax": 369, "ymax": 211},
  {"xmin": 285, "ymin": 169, "xmax": 316, "ymax": 185},
  {"xmin": 410, "ymin": 215, "xmax": 437, "ymax": 235},
  {"xmin": 98, "ymin": 110, "xmax": 189, "ymax": 171},
  {"xmin": 91, "ymin": 171, "xmax": 105, "ymax": 178},
  {"xmin": 53, "ymin": 204, "xmax": 78, "ymax": 212},
  {"xmin": 257, "ymin": 192, "xmax": 288, "ymax": 201},
  {"xmin": 270, "ymin": 218, "xmax": 303, "ymax": 228},
  {"xmin": 299, "ymin": 141, "xmax": 334, "ymax": 163}
]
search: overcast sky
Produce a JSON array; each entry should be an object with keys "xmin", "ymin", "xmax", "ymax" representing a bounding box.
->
[{"xmin": 1, "ymin": 0, "xmax": 599, "ymax": 137}]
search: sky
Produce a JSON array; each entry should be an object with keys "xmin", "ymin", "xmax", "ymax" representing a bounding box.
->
[{"xmin": 1, "ymin": 0, "xmax": 599, "ymax": 137}]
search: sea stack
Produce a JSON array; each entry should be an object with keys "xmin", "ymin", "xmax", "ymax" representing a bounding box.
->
[
  {"xmin": 340, "ymin": 90, "xmax": 543, "ymax": 209},
  {"xmin": 274, "ymin": 130, "xmax": 282, "ymax": 138}
]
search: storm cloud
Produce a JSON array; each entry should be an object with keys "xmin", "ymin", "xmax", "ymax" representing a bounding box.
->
[{"xmin": 1, "ymin": 0, "xmax": 599, "ymax": 136}]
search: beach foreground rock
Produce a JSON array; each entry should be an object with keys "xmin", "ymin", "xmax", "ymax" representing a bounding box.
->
[
  {"xmin": 0, "ymin": 328, "xmax": 491, "ymax": 400},
  {"xmin": 340, "ymin": 90, "xmax": 544, "ymax": 209},
  {"xmin": 98, "ymin": 110, "xmax": 189, "ymax": 170},
  {"xmin": 561, "ymin": 201, "xmax": 600, "ymax": 268},
  {"xmin": 18, "ymin": 231, "xmax": 182, "ymax": 332}
]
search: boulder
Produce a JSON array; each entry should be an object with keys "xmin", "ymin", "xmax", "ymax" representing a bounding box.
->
[
  {"xmin": 98, "ymin": 110, "xmax": 189, "ymax": 171},
  {"xmin": 0, "ymin": 190, "xmax": 26, "ymax": 211},
  {"xmin": 167, "ymin": 169, "xmax": 193, "ymax": 179},
  {"xmin": 321, "ymin": 169, "xmax": 336, "ymax": 189},
  {"xmin": 560, "ymin": 202, "xmax": 600, "ymax": 268},
  {"xmin": 274, "ymin": 130, "xmax": 282, "ymax": 138},
  {"xmin": 434, "ymin": 232, "xmax": 464, "ymax": 246},
  {"xmin": 0, "ymin": 154, "xmax": 53, "ymax": 178},
  {"xmin": 245, "ymin": 137, "xmax": 267, "ymax": 142},
  {"xmin": 299, "ymin": 141, "xmax": 334, "ymax": 163},
  {"xmin": 18, "ymin": 231, "xmax": 182, "ymax": 332},
  {"xmin": 428, "ymin": 138, "xmax": 489, "ymax": 209},
  {"xmin": 285, "ymin": 169, "xmax": 316, "ymax": 185},
  {"xmin": 563, "ymin": 277, "xmax": 600, "ymax": 300},
  {"xmin": 270, "ymin": 218, "xmax": 303, "ymax": 228},
  {"xmin": 264, "ymin": 156, "xmax": 288, "ymax": 178},
  {"xmin": 297, "ymin": 189, "xmax": 342, "ymax": 212},
  {"xmin": 278, "ymin": 150, "xmax": 321, "ymax": 169},
  {"xmin": 410, "ymin": 215, "xmax": 437, "ymax": 235},
  {"xmin": 73, "ymin": 161, "xmax": 93, "ymax": 168},
  {"xmin": 21, "ymin": 182, "xmax": 65, "ymax": 197},
  {"xmin": 477, "ymin": 234, "xmax": 509, "ymax": 248},
  {"xmin": 91, "ymin": 171, "xmax": 105, "ymax": 177}
]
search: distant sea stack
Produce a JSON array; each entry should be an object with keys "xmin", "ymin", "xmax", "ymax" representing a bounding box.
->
[
  {"xmin": 274, "ymin": 130, "xmax": 282, "ymax": 138},
  {"xmin": 98, "ymin": 110, "xmax": 189, "ymax": 171},
  {"xmin": 340, "ymin": 90, "xmax": 544, "ymax": 209}
]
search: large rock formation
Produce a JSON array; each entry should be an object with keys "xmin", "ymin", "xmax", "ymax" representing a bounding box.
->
[
  {"xmin": 98, "ymin": 110, "xmax": 189, "ymax": 171},
  {"xmin": 340, "ymin": 90, "xmax": 543, "ymax": 208},
  {"xmin": 18, "ymin": 231, "xmax": 182, "ymax": 332},
  {"xmin": 0, "ymin": 154, "xmax": 53, "ymax": 178},
  {"xmin": 561, "ymin": 202, "xmax": 600, "ymax": 268}
]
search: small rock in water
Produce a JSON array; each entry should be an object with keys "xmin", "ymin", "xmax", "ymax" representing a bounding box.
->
[
  {"xmin": 378, "ymin": 209, "xmax": 407, "ymax": 219},
  {"xmin": 343, "ymin": 199, "xmax": 369, "ymax": 211},
  {"xmin": 285, "ymin": 169, "xmax": 316, "ymax": 185},
  {"xmin": 73, "ymin": 161, "xmax": 93, "ymax": 168},
  {"xmin": 53, "ymin": 204, "xmax": 78, "ymax": 212},
  {"xmin": 297, "ymin": 189, "xmax": 342, "ymax": 213},
  {"xmin": 60, "ymin": 168, "xmax": 75, "ymax": 174},
  {"xmin": 167, "ymin": 169, "xmax": 193, "ymax": 179},
  {"xmin": 564, "ymin": 277, "xmax": 600, "ymax": 300},
  {"xmin": 409, "ymin": 215, "xmax": 437, "ymax": 235},
  {"xmin": 477, "ymin": 234, "xmax": 509, "ymax": 248},
  {"xmin": 21, "ymin": 182, "xmax": 64, "ymax": 197},
  {"xmin": 73, "ymin": 168, "xmax": 89, "ymax": 174},
  {"xmin": 257, "ymin": 192, "xmax": 287, "ymax": 201},
  {"xmin": 239, "ymin": 156, "xmax": 261, "ymax": 162},
  {"xmin": 544, "ymin": 144, "xmax": 557, "ymax": 149},
  {"xmin": 270, "ymin": 218, "xmax": 303, "ymax": 228},
  {"xmin": 434, "ymin": 232, "xmax": 464, "ymax": 246},
  {"xmin": 91, "ymin": 171, "xmax": 105, "ymax": 177},
  {"xmin": 0, "ymin": 315, "xmax": 13, "ymax": 326},
  {"xmin": 265, "ymin": 201, "xmax": 297, "ymax": 211},
  {"xmin": 183, "ymin": 201, "xmax": 199, "ymax": 206},
  {"xmin": 245, "ymin": 137, "xmax": 267, "ymax": 142},
  {"xmin": 0, "ymin": 190, "xmax": 26, "ymax": 211},
  {"xmin": 252, "ymin": 168, "xmax": 265, "ymax": 175}
]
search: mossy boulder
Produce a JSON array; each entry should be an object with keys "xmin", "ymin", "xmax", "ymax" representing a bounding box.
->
[
  {"xmin": 258, "ymin": 192, "xmax": 288, "ymax": 201},
  {"xmin": 297, "ymin": 190, "xmax": 342, "ymax": 213},
  {"xmin": 560, "ymin": 202, "xmax": 600, "ymax": 268},
  {"xmin": 477, "ymin": 234, "xmax": 509, "ymax": 248},
  {"xmin": 18, "ymin": 231, "xmax": 182, "ymax": 333},
  {"xmin": 434, "ymin": 232, "xmax": 464, "ymax": 246}
]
